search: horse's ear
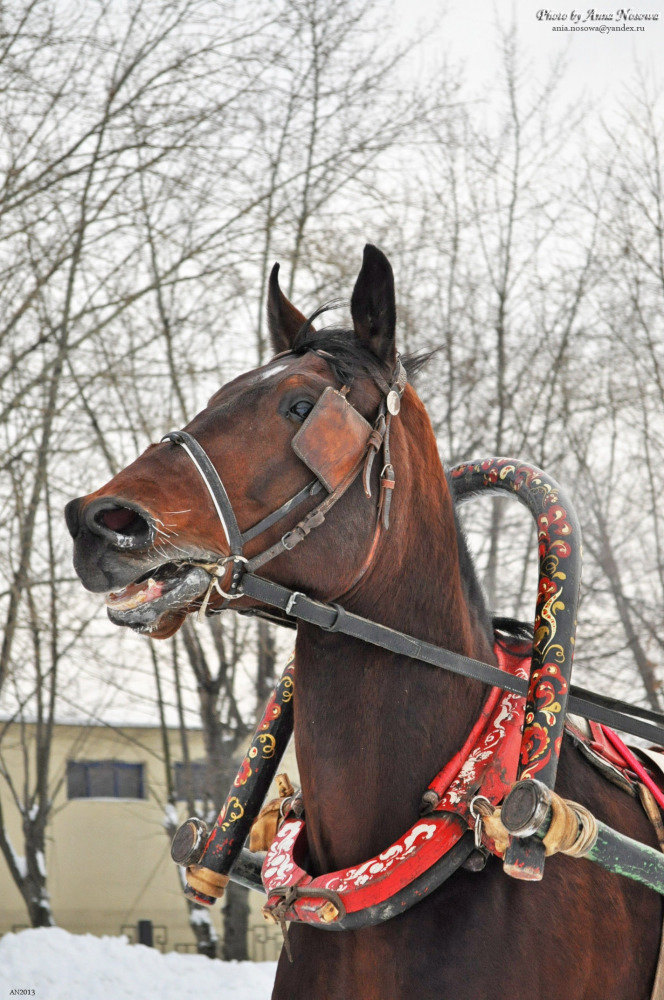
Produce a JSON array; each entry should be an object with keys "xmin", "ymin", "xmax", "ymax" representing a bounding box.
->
[
  {"xmin": 350, "ymin": 244, "xmax": 396, "ymax": 366},
  {"xmin": 267, "ymin": 263, "xmax": 308, "ymax": 354}
]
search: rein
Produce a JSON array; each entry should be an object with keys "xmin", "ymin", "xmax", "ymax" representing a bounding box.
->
[
  {"xmin": 245, "ymin": 573, "xmax": 526, "ymax": 695},
  {"xmin": 240, "ymin": 573, "xmax": 664, "ymax": 746}
]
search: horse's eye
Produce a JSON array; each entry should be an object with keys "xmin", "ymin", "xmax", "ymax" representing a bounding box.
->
[{"xmin": 289, "ymin": 399, "xmax": 313, "ymax": 422}]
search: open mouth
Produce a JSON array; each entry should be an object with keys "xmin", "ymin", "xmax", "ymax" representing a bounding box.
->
[{"xmin": 105, "ymin": 562, "xmax": 211, "ymax": 633}]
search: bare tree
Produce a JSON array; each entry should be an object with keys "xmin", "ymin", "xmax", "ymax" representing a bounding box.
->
[{"xmin": 555, "ymin": 77, "xmax": 664, "ymax": 708}]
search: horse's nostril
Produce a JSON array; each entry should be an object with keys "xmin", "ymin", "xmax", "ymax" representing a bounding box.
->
[
  {"xmin": 85, "ymin": 499, "xmax": 153, "ymax": 547},
  {"xmin": 97, "ymin": 507, "xmax": 141, "ymax": 533}
]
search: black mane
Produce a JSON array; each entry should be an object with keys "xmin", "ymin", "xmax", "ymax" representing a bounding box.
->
[{"xmin": 290, "ymin": 311, "xmax": 433, "ymax": 387}]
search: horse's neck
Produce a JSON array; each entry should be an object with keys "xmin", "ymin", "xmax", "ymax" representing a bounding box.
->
[{"xmin": 293, "ymin": 480, "xmax": 496, "ymax": 875}]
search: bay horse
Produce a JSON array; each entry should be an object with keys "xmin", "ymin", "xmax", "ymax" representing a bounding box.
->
[{"xmin": 66, "ymin": 245, "xmax": 661, "ymax": 999}]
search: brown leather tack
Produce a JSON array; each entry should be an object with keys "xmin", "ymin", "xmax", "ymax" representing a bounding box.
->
[
  {"xmin": 292, "ymin": 387, "xmax": 372, "ymax": 492},
  {"xmin": 477, "ymin": 791, "xmax": 597, "ymax": 860},
  {"xmin": 479, "ymin": 807, "xmax": 510, "ymax": 857},
  {"xmin": 185, "ymin": 864, "xmax": 229, "ymax": 898},
  {"xmin": 249, "ymin": 798, "xmax": 283, "ymax": 852},
  {"xmin": 638, "ymin": 783, "xmax": 664, "ymax": 853},
  {"xmin": 249, "ymin": 772, "xmax": 296, "ymax": 852},
  {"xmin": 542, "ymin": 795, "xmax": 583, "ymax": 855},
  {"xmin": 540, "ymin": 795, "xmax": 597, "ymax": 858},
  {"xmin": 276, "ymin": 773, "xmax": 295, "ymax": 798}
]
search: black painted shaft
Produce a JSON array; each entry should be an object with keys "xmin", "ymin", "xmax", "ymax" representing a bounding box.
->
[
  {"xmin": 171, "ymin": 819, "xmax": 264, "ymax": 893},
  {"xmin": 171, "ymin": 657, "xmax": 295, "ymax": 905}
]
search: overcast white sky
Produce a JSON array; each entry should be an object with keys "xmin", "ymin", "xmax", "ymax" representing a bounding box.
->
[{"xmin": 393, "ymin": 0, "xmax": 663, "ymax": 103}]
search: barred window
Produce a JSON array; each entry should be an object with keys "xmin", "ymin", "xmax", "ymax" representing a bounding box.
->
[{"xmin": 67, "ymin": 760, "xmax": 144, "ymax": 799}]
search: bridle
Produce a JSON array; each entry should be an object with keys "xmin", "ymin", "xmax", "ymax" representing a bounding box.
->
[{"xmin": 161, "ymin": 351, "xmax": 408, "ymax": 615}]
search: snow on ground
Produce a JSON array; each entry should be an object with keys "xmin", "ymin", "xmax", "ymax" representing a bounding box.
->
[{"xmin": 0, "ymin": 927, "xmax": 277, "ymax": 1000}]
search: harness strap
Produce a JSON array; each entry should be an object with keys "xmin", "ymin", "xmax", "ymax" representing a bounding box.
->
[
  {"xmin": 162, "ymin": 430, "xmax": 323, "ymax": 552},
  {"xmin": 239, "ymin": 572, "xmax": 664, "ymax": 746},
  {"xmin": 241, "ymin": 572, "xmax": 527, "ymax": 695},
  {"xmin": 246, "ymin": 448, "xmax": 370, "ymax": 574},
  {"xmin": 161, "ymin": 430, "xmax": 244, "ymax": 555},
  {"xmin": 241, "ymin": 480, "xmax": 322, "ymax": 544},
  {"xmin": 162, "ymin": 352, "xmax": 408, "ymax": 599},
  {"xmin": 362, "ymin": 410, "xmax": 386, "ymax": 498},
  {"xmin": 379, "ymin": 412, "xmax": 395, "ymax": 529}
]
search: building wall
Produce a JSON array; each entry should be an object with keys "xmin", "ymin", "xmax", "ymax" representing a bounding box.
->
[{"xmin": 0, "ymin": 721, "xmax": 298, "ymax": 959}]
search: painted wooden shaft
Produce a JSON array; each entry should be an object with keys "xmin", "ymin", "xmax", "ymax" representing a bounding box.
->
[
  {"xmin": 171, "ymin": 656, "xmax": 295, "ymax": 905},
  {"xmin": 451, "ymin": 459, "xmax": 582, "ymax": 879},
  {"xmin": 587, "ymin": 825, "xmax": 664, "ymax": 896},
  {"xmin": 501, "ymin": 779, "xmax": 664, "ymax": 896}
]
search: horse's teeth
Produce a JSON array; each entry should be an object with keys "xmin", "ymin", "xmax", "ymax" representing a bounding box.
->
[{"xmin": 106, "ymin": 576, "xmax": 164, "ymax": 611}]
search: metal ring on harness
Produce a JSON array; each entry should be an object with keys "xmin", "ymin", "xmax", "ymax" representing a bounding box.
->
[
  {"xmin": 197, "ymin": 556, "xmax": 248, "ymax": 619},
  {"xmin": 470, "ymin": 795, "xmax": 493, "ymax": 849},
  {"xmin": 214, "ymin": 555, "xmax": 249, "ymax": 599}
]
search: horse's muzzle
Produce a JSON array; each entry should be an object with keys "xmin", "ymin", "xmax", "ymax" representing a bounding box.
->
[{"xmin": 65, "ymin": 495, "xmax": 156, "ymax": 592}]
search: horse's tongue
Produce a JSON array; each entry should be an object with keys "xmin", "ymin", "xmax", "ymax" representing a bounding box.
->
[{"xmin": 106, "ymin": 577, "xmax": 164, "ymax": 610}]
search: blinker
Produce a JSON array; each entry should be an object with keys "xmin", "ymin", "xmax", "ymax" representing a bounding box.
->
[{"xmin": 292, "ymin": 387, "xmax": 373, "ymax": 493}]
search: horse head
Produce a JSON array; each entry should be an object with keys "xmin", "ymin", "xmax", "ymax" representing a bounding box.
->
[{"xmin": 65, "ymin": 245, "xmax": 428, "ymax": 639}]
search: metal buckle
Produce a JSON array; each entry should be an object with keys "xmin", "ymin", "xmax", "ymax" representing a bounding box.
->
[
  {"xmin": 470, "ymin": 795, "xmax": 493, "ymax": 850},
  {"xmin": 285, "ymin": 592, "xmax": 304, "ymax": 616},
  {"xmin": 281, "ymin": 527, "xmax": 304, "ymax": 551}
]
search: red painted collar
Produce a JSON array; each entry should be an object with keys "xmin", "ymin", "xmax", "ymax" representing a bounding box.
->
[{"xmin": 261, "ymin": 643, "xmax": 531, "ymax": 927}]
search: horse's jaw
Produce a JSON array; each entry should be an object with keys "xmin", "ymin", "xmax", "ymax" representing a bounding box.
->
[
  {"xmin": 111, "ymin": 607, "xmax": 187, "ymax": 639},
  {"xmin": 104, "ymin": 562, "xmax": 211, "ymax": 637}
]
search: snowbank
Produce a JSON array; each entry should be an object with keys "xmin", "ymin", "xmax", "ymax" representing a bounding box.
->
[{"xmin": 0, "ymin": 927, "xmax": 276, "ymax": 1000}]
